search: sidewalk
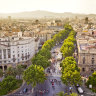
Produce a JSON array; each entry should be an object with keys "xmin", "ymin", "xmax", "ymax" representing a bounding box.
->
[{"xmin": 82, "ymin": 85, "xmax": 96, "ymax": 96}]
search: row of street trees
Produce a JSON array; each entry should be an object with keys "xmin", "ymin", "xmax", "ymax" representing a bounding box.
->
[
  {"xmin": 61, "ymin": 57, "xmax": 82, "ymax": 86},
  {"xmin": 23, "ymin": 24, "xmax": 73, "ymax": 93},
  {"xmin": 60, "ymin": 30, "xmax": 76, "ymax": 58},
  {"xmin": 31, "ymin": 24, "xmax": 73, "ymax": 69},
  {"xmin": 60, "ymin": 26, "xmax": 82, "ymax": 91}
]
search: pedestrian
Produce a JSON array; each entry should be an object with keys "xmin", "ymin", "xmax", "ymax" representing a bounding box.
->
[
  {"xmin": 52, "ymin": 82, "xmax": 54, "ymax": 86},
  {"xmin": 58, "ymin": 81, "xmax": 61, "ymax": 85},
  {"xmin": 46, "ymin": 89, "xmax": 49, "ymax": 93}
]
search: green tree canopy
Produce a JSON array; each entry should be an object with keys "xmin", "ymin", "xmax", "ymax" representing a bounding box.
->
[
  {"xmin": 61, "ymin": 42, "xmax": 74, "ymax": 58},
  {"xmin": 0, "ymin": 76, "xmax": 17, "ymax": 95},
  {"xmin": 23, "ymin": 64, "xmax": 46, "ymax": 87},
  {"xmin": 0, "ymin": 69, "xmax": 3, "ymax": 78},
  {"xmin": 86, "ymin": 71, "xmax": 96, "ymax": 88},
  {"xmin": 5, "ymin": 67, "xmax": 17, "ymax": 77},
  {"xmin": 32, "ymin": 54, "xmax": 50, "ymax": 69},
  {"xmin": 38, "ymin": 48, "xmax": 51, "ymax": 59},
  {"xmin": 16, "ymin": 65, "xmax": 24, "ymax": 79},
  {"xmin": 61, "ymin": 57, "xmax": 82, "ymax": 85}
]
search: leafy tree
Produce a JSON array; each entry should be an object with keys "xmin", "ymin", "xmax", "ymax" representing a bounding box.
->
[
  {"xmin": 61, "ymin": 57, "xmax": 77, "ymax": 69},
  {"xmin": 42, "ymin": 39, "xmax": 54, "ymax": 50},
  {"xmin": 56, "ymin": 91, "xmax": 65, "ymax": 96},
  {"xmin": 85, "ymin": 17, "xmax": 88, "ymax": 24},
  {"xmin": 86, "ymin": 71, "xmax": 96, "ymax": 88},
  {"xmin": 70, "ymin": 93, "xmax": 78, "ymax": 96},
  {"xmin": 64, "ymin": 24, "xmax": 73, "ymax": 31},
  {"xmin": 60, "ymin": 30, "xmax": 76, "ymax": 58},
  {"xmin": 38, "ymin": 48, "xmax": 51, "ymax": 59},
  {"xmin": 16, "ymin": 65, "xmax": 24, "ymax": 79},
  {"xmin": 0, "ymin": 76, "xmax": 17, "ymax": 95},
  {"xmin": 61, "ymin": 57, "xmax": 82, "ymax": 86},
  {"xmin": 61, "ymin": 42, "xmax": 74, "ymax": 58},
  {"xmin": 32, "ymin": 54, "xmax": 50, "ymax": 69},
  {"xmin": 0, "ymin": 69, "xmax": 3, "ymax": 78},
  {"xmin": 23, "ymin": 65, "xmax": 46, "ymax": 93},
  {"xmin": 56, "ymin": 92, "xmax": 78, "ymax": 96},
  {"xmin": 5, "ymin": 67, "xmax": 17, "ymax": 77}
]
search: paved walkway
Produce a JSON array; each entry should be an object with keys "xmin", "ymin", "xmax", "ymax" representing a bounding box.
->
[
  {"xmin": 44, "ymin": 46, "xmax": 78, "ymax": 96},
  {"xmin": 82, "ymin": 85, "xmax": 96, "ymax": 96}
]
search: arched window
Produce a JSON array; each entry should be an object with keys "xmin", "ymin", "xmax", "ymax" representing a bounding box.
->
[
  {"xmin": 82, "ymin": 68, "xmax": 85, "ymax": 72},
  {"xmin": 92, "ymin": 58, "xmax": 94, "ymax": 64},
  {"xmin": 83, "ymin": 56, "xmax": 85, "ymax": 64},
  {"xmin": 91, "ymin": 69, "xmax": 94, "ymax": 73}
]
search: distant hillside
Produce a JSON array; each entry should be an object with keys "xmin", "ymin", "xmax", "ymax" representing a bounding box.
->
[{"xmin": 0, "ymin": 10, "xmax": 96, "ymax": 19}]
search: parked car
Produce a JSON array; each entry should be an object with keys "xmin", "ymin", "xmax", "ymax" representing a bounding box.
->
[
  {"xmin": 23, "ymin": 88, "xmax": 28, "ymax": 93},
  {"xmin": 77, "ymin": 87, "xmax": 84, "ymax": 96}
]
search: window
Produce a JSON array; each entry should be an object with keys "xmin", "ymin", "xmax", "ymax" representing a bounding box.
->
[
  {"xmin": 3, "ymin": 49, "xmax": 6, "ymax": 59},
  {"xmin": 91, "ymin": 69, "xmax": 94, "ymax": 73},
  {"xmin": 92, "ymin": 58, "xmax": 94, "ymax": 64},
  {"xmin": 4, "ymin": 55, "xmax": 6, "ymax": 59},
  {"xmin": 0, "ymin": 50, "xmax": 1, "ymax": 53},
  {"xmin": 82, "ymin": 68, "xmax": 85, "ymax": 72},
  {"xmin": 0, "ymin": 54, "xmax": 2, "ymax": 59},
  {"xmin": 0, "ymin": 50, "xmax": 2, "ymax": 59},
  {"xmin": 18, "ymin": 54, "xmax": 19, "ymax": 57},
  {"xmin": 8, "ymin": 55, "xmax": 10, "ymax": 58},
  {"xmin": 13, "ymin": 55, "xmax": 15, "ymax": 58},
  {"xmin": 13, "ymin": 59, "xmax": 15, "ymax": 62},
  {"xmin": 8, "ymin": 43, "xmax": 10, "ymax": 46},
  {"xmin": 22, "ymin": 54, "xmax": 24, "ymax": 60},
  {"xmin": 4, "ymin": 61, "xmax": 6, "ymax": 63},
  {"xmin": 83, "ymin": 57, "xmax": 85, "ymax": 64},
  {"xmin": 8, "ymin": 49, "xmax": 11, "ymax": 58},
  {"xmin": 0, "ymin": 61, "xmax": 2, "ymax": 64},
  {"xmin": 13, "ymin": 51, "xmax": 14, "ymax": 53}
]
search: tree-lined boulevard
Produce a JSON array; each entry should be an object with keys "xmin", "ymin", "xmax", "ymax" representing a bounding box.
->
[{"xmin": 1, "ymin": 24, "xmax": 96, "ymax": 96}]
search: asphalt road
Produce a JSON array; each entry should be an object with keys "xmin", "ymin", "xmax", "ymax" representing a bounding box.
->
[{"xmin": 33, "ymin": 76, "xmax": 66, "ymax": 96}]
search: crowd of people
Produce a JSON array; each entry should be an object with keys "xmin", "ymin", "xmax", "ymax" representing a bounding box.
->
[{"xmin": 50, "ymin": 79, "xmax": 61, "ymax": 89}]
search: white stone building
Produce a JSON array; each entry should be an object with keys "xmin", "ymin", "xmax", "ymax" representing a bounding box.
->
[{"xmin": 0, "ymin": 36, "xmax": 39, "ymax": 71}]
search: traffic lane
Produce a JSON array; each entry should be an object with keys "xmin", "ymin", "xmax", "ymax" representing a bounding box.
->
[
  {"xmin": 34, "ymin": 76, "xmax": 66, "ymax": 96},
  {"xmin": 34, "ymin": 77, "xmax": 50, "ymax": 96}
]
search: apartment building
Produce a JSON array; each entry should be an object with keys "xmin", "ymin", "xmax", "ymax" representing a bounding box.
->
[
  {"xmin": 0, "ymin": 35, "xmax": 39, "ymax": 71},
  {"xmin": 77, "ymin": 32, "xmax": 96, "ymax": 76}
]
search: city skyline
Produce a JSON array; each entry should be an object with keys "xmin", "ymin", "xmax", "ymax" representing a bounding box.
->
[{"xmin": 0, "ymin": 0, "xmax": 96, "ymax": 14}]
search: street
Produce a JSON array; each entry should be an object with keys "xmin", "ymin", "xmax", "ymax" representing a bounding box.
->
[{"xmin": 8, "ymin": 43, "xmax": 77, "ymax": 96}]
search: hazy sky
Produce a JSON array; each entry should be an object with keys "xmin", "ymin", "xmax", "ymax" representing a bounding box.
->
[{"xmin": 0, "ymin": 0, "xmax": 96, "ymax": 14}]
